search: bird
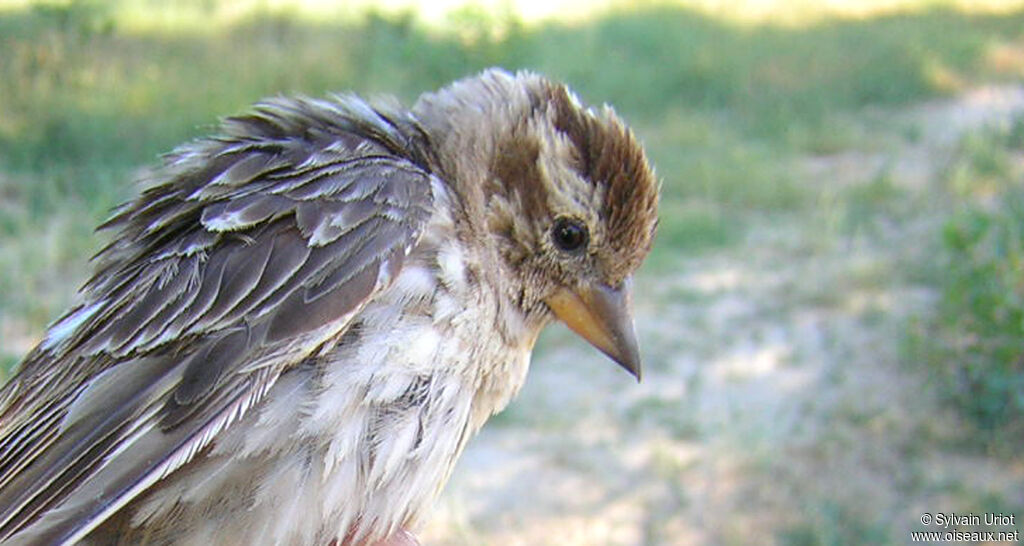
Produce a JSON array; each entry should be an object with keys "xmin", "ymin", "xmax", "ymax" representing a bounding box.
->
[{"xmin": 0, "ymin": 68, "xmax": 659, "ymax": 546}]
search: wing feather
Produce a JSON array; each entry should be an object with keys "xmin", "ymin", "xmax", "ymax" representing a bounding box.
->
[
  {"xmin": 0, "ymin": 95, "xmax": 437, "ymax": 545},
  {"xmin": 195, "ymin": 239, "xmax": 276, "ymax": 328}
]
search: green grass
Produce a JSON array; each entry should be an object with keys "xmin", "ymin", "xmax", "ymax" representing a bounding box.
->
[
  {"xmin": 935, "ymin": 195, "xmax": 1024, "ymax": 434},
  {"xmin": 837, "ymin": 169, "xmax": 912, "ymax": 236},
  {"xmin": 4, "ymin": 2, "xmax": 1024, "ymax": 175},
  {"xmin": 778, "ymin": 501, "xmax": 892, "ymax": 546},
  {"xmin": 906, "ymin": 116, "xmax": 1024, "ymax": 451},
  {"xmin": 2, "ymin": 2, "xmax": 1024, "ymax": 373}
]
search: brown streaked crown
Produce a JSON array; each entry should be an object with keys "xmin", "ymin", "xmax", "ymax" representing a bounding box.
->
[
  {"xmin": 412, "ymin": 69, "xmax": 659, "ymax": 285},
  {"xmin": 544, "ymin": 82, "xmax": 660, "ymax": 280}
]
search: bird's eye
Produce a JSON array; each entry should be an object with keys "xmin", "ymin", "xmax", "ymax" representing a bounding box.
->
[{"xmin": 551, "ymin": 218, "xmax": 589, "ymax": 253}]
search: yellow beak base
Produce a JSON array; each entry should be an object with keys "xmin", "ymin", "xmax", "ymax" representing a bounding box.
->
[{"xmin": 545, "ymin": 282, "xmax": 642, "ymax": 380}]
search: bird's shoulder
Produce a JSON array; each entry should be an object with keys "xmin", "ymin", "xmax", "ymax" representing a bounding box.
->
[{"xmin": 0, "ymin": 94, "xmax": 440, "ymax": 545}]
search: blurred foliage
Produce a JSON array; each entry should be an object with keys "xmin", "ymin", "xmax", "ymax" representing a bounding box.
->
[
  {"xmin": 2, "ymin": 1, "xmax": 1024, "ymax": 201},
  {"xmin": 942, "ymin": 196, "xmax": 1024, "ymax": 432},
  {"xmin": 2, "ymin": 1, "xmax": 1021, "ymax": 265},
  {"xmin": 913, "ymin": 116, "xmax": 1024, "ymax": 449},
  {"xmin": 778, "ymin": 500, "xmax": 891, "ymax": 546},
  {"xmin": 2, "ymin": 1, "xmax": 1024, "ymax": 409}
]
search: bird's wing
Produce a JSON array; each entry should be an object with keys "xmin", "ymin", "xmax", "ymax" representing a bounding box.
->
[{"xmin": 0, "ymin": 97, "xmax": 435, "ymax": 545}]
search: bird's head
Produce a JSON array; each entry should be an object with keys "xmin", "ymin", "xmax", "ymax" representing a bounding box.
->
[{"xmin": 414, "ymin": 69, "xmax": 659, "ymax": 379}]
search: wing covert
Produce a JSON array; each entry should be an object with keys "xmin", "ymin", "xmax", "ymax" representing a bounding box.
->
[{"xmin": 0, "ymin": 95, "xmax": 437, "ymax": 545}]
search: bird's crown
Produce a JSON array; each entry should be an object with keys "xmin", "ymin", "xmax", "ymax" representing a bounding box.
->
[{"xmin": 415, "ymin": 68, "xmax": 660, "ymax": 284}]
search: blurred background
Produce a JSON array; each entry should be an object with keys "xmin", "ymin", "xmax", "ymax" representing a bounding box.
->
[{"xmin": 1, "ymin": 0, "xmax": 1023, "ymax": 544}]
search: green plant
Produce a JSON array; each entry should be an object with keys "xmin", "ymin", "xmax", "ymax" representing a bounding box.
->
[{"xmin": 935, "ymin": 191, "xmax": 1024, "ymax": 433}]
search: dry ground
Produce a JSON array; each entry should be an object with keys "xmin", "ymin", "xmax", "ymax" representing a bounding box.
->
[{"xmin": 420, "ymin": 86, "xmax": 1024, "ymax": 546}]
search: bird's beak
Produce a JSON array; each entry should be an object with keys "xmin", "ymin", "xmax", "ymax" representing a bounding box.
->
[{"xmin": 545, "ymin": 280, "xmax": 642, "ymax": 380}]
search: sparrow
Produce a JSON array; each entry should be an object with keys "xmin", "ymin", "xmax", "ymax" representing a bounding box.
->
[{"xmin": 0, "ymin": 68, "xmax": 659, "ymax": 546}]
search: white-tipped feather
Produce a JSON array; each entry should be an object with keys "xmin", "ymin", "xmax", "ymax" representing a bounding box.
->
[{"xmin": 41, "ymin": 301, "xmax": 103, "ymax": 351}]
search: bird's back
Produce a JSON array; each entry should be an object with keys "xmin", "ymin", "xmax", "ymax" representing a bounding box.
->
[{"xmin": 0, "ymin": 93, "xmax": 442, "ymax": 546}]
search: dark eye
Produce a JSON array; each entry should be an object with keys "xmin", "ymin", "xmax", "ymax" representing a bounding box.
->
[{"xmin": 551, "ymin": 218, "xmax": 589, "ymax": 253}]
